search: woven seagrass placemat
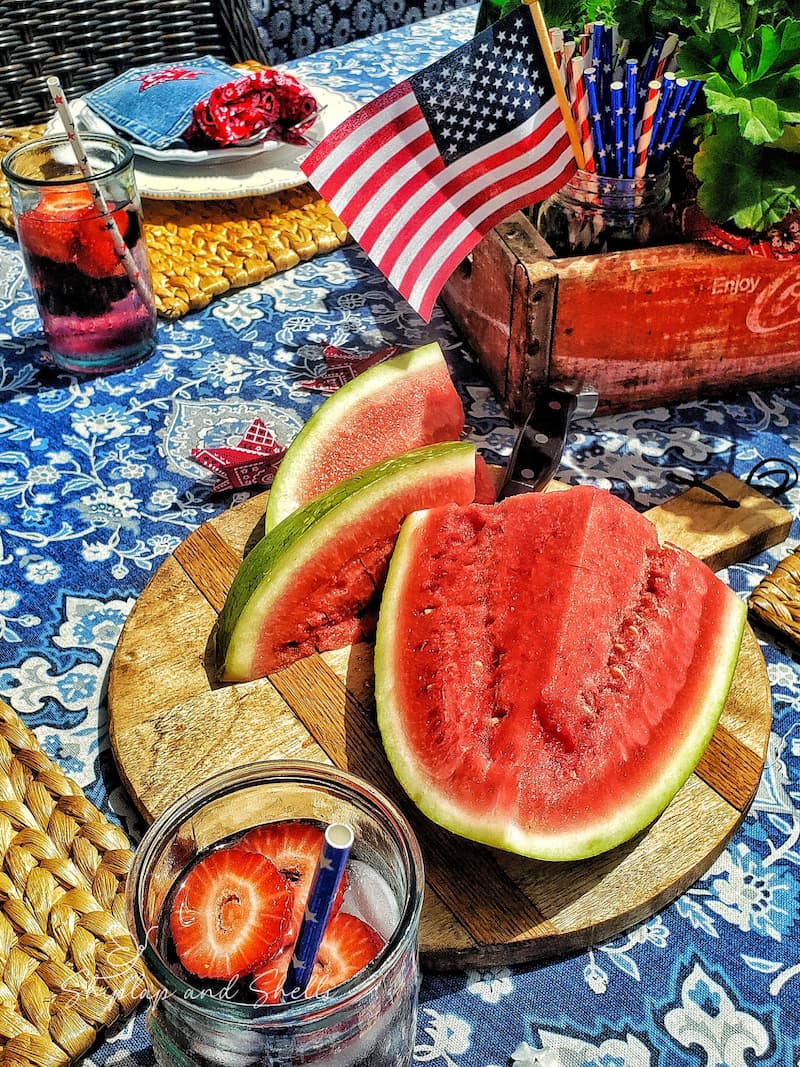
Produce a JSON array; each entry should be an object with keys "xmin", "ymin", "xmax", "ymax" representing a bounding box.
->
[
  {"xmin": 0, "ymin": 699, "xmax": 145, "ymax": 1066},
  {"xmin": 0, "ymin": 124, "xmax": 348, "ymax": 320},
  {"xmin": 750, "ymin": 546, "xmax": 800, "ymax": 649}
]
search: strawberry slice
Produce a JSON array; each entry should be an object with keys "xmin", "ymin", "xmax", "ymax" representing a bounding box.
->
[
  {"xmin": 74, "ymin": 207, "xmax": 133, "ymax": 279},
  {"xmin": 18, "ymin": 186, "xmax": 96, "ymax": 264},
  {"xmin": 238, "ymin": 822, "xmax": 347, "ymax": 946},
  {"xmin": 169, "ymin": 846, "xmax": 293, "ymax": 981},
  {"xmin": 253, "ymin": 912, "xmax": 385, "ymax": 1004},
  {"xmin": 18, "ymin": 185, "xmax": 131, "ymax": 277}
]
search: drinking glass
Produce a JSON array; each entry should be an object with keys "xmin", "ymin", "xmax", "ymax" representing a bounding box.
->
[
  {"xmin": 2, "ymin": 133, "xmax": 157, "ymax": 373},
  {"xmin": 126, "ymin": 760, "xmax": 425, "ymax": 1067}
]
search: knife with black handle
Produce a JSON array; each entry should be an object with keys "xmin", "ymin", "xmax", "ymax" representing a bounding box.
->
[{"xmin": 497, "ymin": 383, "xmax": 598, "ymax": 498}]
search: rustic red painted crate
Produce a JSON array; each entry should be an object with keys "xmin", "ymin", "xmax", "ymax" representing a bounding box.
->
[{"xmin": 440, "ymin": 211, "xmax": 800, "ymax": 417}]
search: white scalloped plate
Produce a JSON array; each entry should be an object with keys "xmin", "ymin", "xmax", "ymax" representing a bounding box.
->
[
  {"xmin": 132, "ymin": 86, "xmax": 358, "ymax": 199},
  {"xmin": 44, "ymin": 86, "xmax": 359, "ymax": 198}
]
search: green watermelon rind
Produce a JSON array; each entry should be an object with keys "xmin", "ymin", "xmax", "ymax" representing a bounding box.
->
[
  {"xmin": 374, "ymin": 509, "xmax": 748, "ymax": 863},
  {"xmin": 217, "ymin": 441, "xmax": 478, "ymax": 681},
  {"xmin": 264, "ymin": 342, "xmax": 455, "ymax": 532}
]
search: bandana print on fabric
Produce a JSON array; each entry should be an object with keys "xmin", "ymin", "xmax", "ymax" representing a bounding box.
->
[
  {"xmin": 185, "ymin": 70, "xmax": 319, "ymax": 148},
  {"xmin": 682, "ymin": 204, "xmax": 800, "ymax": 261}
]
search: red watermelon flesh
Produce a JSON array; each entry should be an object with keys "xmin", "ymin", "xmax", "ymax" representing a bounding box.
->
[
  {"xmin": 265, "ymin": 343, "xmax": 495, "ymax": 531},
  {"xmin": 218, "ymin": 442, "xmax": 484, "ymax": 681},
  {"xmin": 375, "ymin": 485, "xmax": 746, "ymax": 861}
]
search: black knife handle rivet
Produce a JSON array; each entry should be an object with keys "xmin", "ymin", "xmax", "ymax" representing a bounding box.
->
[{"xmin": 498, "ymin": 384, "xmax": 598, "ymax": 498}]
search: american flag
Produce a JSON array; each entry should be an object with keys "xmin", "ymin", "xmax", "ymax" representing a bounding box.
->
[{"xmin": 300, "ymin": 6, "xmax": 577, "ymax": 321}]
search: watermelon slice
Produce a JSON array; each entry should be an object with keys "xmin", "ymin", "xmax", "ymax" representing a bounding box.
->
[
  {"xmin": 265, "ymin": 342, "xmax": 494, "ymax": 530},
  {"xmin": 374, "ymin": 486, "xmax": 747, "ymax": 862},
  {"xmin": 218, "ymin": 441, "xmax": 484, "ymax": 681}
]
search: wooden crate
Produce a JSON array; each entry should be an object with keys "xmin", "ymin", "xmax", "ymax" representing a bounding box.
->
[{"xmin": 440, "ymin": 211, "xmax": 800, "ymax": 417}]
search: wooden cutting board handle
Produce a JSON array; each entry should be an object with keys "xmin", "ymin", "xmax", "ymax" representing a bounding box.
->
[{"xmin": 642, "ymin": 471, "xmax": 792, "ymax": 570}]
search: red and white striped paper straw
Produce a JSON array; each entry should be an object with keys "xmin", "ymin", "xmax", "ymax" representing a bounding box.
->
[
  {"xmin": 634, "ymin": 79, "xmax": 661, "ymax": 177},
  {"xmin": 654, "ymin": 33, "xmax": 680, "ymax": 80},
  {"xmin": 550, "ymin": 27, "xmax": 564, "ymax": 70},
  {"xmin": 46, "ymin": 76, "xmax": 149, "ymax": 303},
  {"xmin": 569, "ymin": 54, "xmax": 595, "ymax": 172}
]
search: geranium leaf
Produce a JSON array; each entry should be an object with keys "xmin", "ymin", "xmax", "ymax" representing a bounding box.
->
[
  {"xmin": 695, "ymin": 119, "xmax": 800, "ymax": 229},
  {"xmin": 742, "ymin": 97, "xmax": 784, "ymax": 143},
  {"xmin": 751, "ymin": 25, "xmax": 782, "ymax": 81},
  {"xmin": 708, "ymin": 0, "xmax": 742, "ymax": 32},
  {"xmin": 727, "ymin": 43, "xmax": 746, "ymax": 83}
]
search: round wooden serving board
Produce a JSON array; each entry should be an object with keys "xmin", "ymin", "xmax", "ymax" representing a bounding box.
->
[{"xmin": 108, "ymin": 489, "xmax": 772, "ymax": 971}]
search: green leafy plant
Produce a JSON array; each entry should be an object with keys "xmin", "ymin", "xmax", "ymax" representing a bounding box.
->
[
  {"xmin": 678, "ymin": 5, "xmax": 800, "ymax": 231},
  {"xmin": 545, "ymin": 0, "xmax": 800, "ymax": 234}
]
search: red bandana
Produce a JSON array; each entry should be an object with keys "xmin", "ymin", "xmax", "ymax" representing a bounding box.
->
[{"xmin": 185, "ymin": 70, "xmax": 319, "ymax": 148}]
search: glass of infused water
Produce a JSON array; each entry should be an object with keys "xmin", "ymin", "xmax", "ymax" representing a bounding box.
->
[
  {"xmin": 2, "ymin": 134, "xmax": 157, "ymax": 374},
  {"xmin": 126, "ymin": 760, "xmax": 424, "ymax": 1067}
]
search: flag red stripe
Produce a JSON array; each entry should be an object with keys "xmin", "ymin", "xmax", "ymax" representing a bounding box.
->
[
  {"xmin": 302, "ymin": 81, "xmax": 414, "ymax": 177},
  {"xmin": 309, "ymin": 88, "xmax": 429, "ymax": 208},
  {"xmin": 408, "ymin": 151, "xmax": 576, "ymax": 319},
  {"xmin": 348, "ymin": 132, "xmax": 442, "ymax": 251},
  {"xmin": 378, "ymin": 103, "xmax": 566, "ymax": 281}
]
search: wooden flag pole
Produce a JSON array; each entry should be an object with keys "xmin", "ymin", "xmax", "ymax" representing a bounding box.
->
[{"xmin": 523, "ymin": 0, "xmax": 586, "ymax": 170}]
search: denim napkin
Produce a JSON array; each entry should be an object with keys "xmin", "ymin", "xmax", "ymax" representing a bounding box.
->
[{"xmin": 84, "ymin": 56, "xmax": 242, "ymax": 148}]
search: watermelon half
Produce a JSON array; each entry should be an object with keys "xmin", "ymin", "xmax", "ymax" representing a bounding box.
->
[
  {"xmin": 265, "ymin": 342, "xmax": 494, "ymax": 530},
  {"xmin": 217, "ymin": 441, "xmax": 484, "ymax": 681},
  {"xmin": 375, "ymin": 486, "xmax": 747, "ymax": 862}
]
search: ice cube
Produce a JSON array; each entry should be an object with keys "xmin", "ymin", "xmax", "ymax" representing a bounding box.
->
[{"xmin": 342, "ymin": 859, "xmax": 401, "ymax": 941}]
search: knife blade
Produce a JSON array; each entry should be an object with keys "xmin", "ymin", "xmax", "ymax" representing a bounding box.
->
[{"xmin": 498, "ymin": 383, "xmax": 598, "ymax": 498}]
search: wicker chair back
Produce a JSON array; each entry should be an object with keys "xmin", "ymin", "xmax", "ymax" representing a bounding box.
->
[{"xmin": 0, "ymin": 0, "xmax": 267, "ymax": 127}]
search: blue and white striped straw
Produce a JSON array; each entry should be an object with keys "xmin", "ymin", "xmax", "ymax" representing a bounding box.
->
[
  {"xmin": 583, "ymin": 67, "xmax": 607, "ymax": 175},
  {"xmin": 624, "ymin": 59, "xmax": 638, "ymax": 178},
  {"xmin": 283, "ymin": 822, "xmax": 354, "ymax": 1000},
  {"xmin": 652, "ymin": 77, "xmax": 689, "ymax": 168},
  {"xmin": 611, "ymin": 80, "xmax": 624, "ymax": 177},
  {"xmin": 646, "ymin": 71, "xmax": 676, "ymax": 171}
]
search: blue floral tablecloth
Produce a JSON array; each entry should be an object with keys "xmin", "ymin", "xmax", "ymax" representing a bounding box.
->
[{"xmin": 1, "ymin": 8, "xmax": 799, "ymax": 1065}]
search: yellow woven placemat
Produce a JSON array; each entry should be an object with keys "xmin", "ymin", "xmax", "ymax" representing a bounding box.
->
[
  {"xmin": 749, "ymin": 545, "xmax": 800, "ymax": 649},
  {"xmin": 144, "ymin": 188, "xmax": 348, "ymax": 319},
  {"xmin": 0, "ymin": 124, "xmax": 348, "ymax": 320},
  {"xmin": 0, "ymin": 699, "xmax": 145, "ymax": 1066},
  {"xmin": 0, "ymin": 125, "xmax": 47, "ymax": 229}
]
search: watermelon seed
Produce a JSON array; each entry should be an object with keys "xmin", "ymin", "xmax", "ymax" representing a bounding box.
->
[{"xmin": 610, "ymin": 666, "xmax": 627, "ymax": 683}]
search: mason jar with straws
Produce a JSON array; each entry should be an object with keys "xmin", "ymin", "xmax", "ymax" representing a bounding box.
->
[{"xmin": 534, "ymin": 19, "xmax": 701, "ymax": 256}]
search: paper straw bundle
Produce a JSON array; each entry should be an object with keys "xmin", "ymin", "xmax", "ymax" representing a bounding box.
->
[
  {"xmin": 46, "ymin": 76, "xmax": 149, "ymax": 302},
  {"xmin": 634, "ymin": 80, "xmax": 662, "ymax": 177},
  {"xmin": 568, "ymin": 54, "xmax": 595, "ymax": 172},
  {"xmin": 545, "ymin": 22, "xmax": 702, "ymax": 178}
]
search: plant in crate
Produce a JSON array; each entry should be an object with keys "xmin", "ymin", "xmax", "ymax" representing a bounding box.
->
[{"xmin": 583, "ymin": 0, "xmax": 800, "ymax": 251}]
